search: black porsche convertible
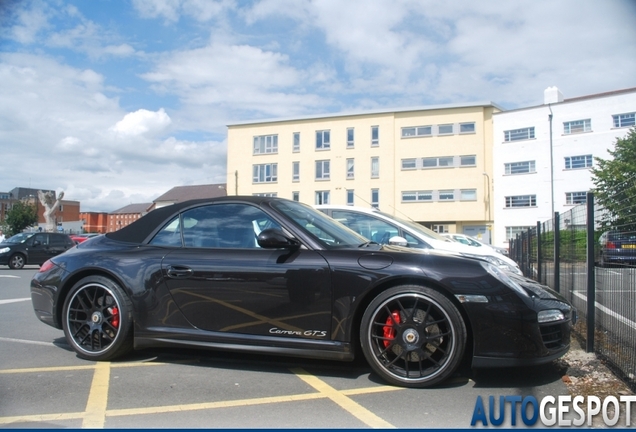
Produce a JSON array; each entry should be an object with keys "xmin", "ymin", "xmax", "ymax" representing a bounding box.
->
[{"xmin": 31, "ymin": 196, "xmax": 574, "ymax": 388}]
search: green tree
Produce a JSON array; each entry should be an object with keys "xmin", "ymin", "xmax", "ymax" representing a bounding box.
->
[
  {"xmin": 5, "ymin": 200, "xmax": 38, "ymax": 236},
  {"xmin": 591, "ymin": 127, "xmax": 636, "ymax": 231}
]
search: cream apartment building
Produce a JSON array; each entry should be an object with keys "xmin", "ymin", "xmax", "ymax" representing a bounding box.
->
[
  {"xmin": 492, "ymin": 87, "xmax": 636, "ymax": 249},
  {"xmin": 227, "ymin": 102, "xmax": 502, "ymax": 242}
]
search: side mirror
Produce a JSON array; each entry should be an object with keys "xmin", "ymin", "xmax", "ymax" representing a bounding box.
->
[
  {"xmin": 388, "ymin": 236, "xmax": 408, "ymax": 247},
  {"xmin": 257, "ymin": 228, "xmax": 299, "ymax": 249}
]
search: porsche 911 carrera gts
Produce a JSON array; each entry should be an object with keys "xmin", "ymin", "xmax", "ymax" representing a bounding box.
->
[{"xmin": 31, "ymin": 196, "xmax": 575, "ymax": 388}]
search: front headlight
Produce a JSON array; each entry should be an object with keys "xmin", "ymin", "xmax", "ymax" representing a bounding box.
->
[
  {"xmin": 484, "ymin": 255, "xmax": 522, "ymax": 275},
  {"xmin": 538, "ymin": 309, "xmax": 565, "ymax": 323},
  {"xmin": 480, "ymin": 261, "xmax": 529, "ymax": 298},
  {"xmin": 0, "ymin": 247, "xmax": 10, "ymax": 254}
]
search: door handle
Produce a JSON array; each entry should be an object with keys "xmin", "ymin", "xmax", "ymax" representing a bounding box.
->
[{"xmin": 166, "ymin": 266, "xmax": 194, "ymax": 279}]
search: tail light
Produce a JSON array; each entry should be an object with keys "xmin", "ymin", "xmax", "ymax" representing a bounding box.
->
[
  {"xmin": 39, "ymin": 260, "xmax": 55, "ymax": 272},
  {"xmin": 606, "ymin": 241, "xmax": 616, "ymax": 249}
]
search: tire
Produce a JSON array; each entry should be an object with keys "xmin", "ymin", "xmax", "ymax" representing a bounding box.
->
[
  {"xmin": 8, "ymin": 254, "xmax": 25, "ymax": 269},
  {"xmin": 360, "ymin": 285, "xmax": 466, "ymax": 388},
  {"xmin": 62, "ymin": 275, "xmax": 134, "ymax": 361}
]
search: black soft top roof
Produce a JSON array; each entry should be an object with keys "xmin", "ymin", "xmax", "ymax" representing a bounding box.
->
[{"xmin": 105, "ymin": 196, "xmax": 272, "ymax": 244}]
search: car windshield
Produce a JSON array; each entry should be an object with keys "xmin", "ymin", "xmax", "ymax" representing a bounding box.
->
[
  {"xmin": 5, "ymin": 233, "xmax": 35, "ymax": 244},
  {"xmin": 375, "ymin": 211, "xmax": 450, "ymax": 242},
  {"xmin": 271, "ymin": 200, "xmax": 368, "ymax": 248}
]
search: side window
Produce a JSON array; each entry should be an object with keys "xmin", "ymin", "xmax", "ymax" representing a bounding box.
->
[
  {"xmin": 181, "ymin": 204, "xmax": 281, "ymax": 249},
  {"xmin": 33, "ymin": 234, "xmax": 48, "ymax": 246},
  {"xmin": 149, "ymin": 217, "xmax": 183, "ymax": 246},
  {"xmin": 50, "ymin": 235, "xmax": 66, "ymax": 247},
  {"xmin": 403, "ymin": 232, "xmax": 427, "ymax": 249},
  {"xmin": 331, "ymin": 211, "xmax": 397, "ymax": 244}
]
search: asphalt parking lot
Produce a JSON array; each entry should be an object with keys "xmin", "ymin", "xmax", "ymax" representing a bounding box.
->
[{"xmin": 1, "ymin": 267, "xmax": 572, "ymax": 428}]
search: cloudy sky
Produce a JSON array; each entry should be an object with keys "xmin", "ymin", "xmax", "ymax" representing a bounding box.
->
[{"xmin": 1, "ymin": 0, "xmax": 635, "ymax": 212}]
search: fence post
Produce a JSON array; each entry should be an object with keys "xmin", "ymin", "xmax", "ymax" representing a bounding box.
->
[
  {"xmin": 586, "ymin": 192, "xmax": 595, "ymax": 353},
  {"xmin": 536, "ymin": 221, "xmax": 542, "ymax": 283},
  {"xmin": 554, "ymin": 212, "xmax": 560, "ymax": 294}
]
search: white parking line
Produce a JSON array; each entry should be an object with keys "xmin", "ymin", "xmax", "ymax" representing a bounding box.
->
[
  {"xmin": 0, "ymin": 298, "xmax": 31, "ymax": 305},
  {"xmin": 0, "ymin": 337, "xmax": 57, "ymax": 347},
  {"xmin": 572, "ymin": 292, "xmax": 636, "ymax": 330},
  {"xmin": 0, "ymin": 275, "xmax": 20, "ymax": 278}
]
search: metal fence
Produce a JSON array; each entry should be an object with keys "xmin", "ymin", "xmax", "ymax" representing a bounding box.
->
[{"xmin": 510, "ymin": 193, "xmax": 636, "ymax": 391}]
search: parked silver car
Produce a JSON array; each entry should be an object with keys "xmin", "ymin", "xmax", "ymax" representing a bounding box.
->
[
  {"xmin": 442, "ymin": 233, "xmax": 509, "ymax": 255},
  {"xmin": 316, "ymin": 205, "xmax": 521, "ymax": 274}
]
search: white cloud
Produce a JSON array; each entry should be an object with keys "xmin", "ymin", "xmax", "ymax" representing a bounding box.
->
[{"xmin": 111, "ymin": 108, "xmax": 172, "ymax": 137}]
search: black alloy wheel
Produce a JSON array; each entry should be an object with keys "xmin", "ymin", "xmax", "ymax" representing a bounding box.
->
[
  {"xmin": 360, "ymin": 285, "xmax": 466, "ymax": 388},
  {"xmin": 8, "ymin": 254, "xmax": 25, "ymax": 269},
  {"xmin": 62, "ymin": 276, "xmax": 133, "ymax": 361}
]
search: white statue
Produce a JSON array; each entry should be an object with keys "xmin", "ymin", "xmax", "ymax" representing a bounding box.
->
[{"xmin": 38, "ymin": 190, "xmax": 64, "ymax": 232}]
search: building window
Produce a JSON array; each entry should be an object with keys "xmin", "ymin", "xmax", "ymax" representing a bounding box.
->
[
  {"xmin": 563, "ymin": 119, "xmax": 591, "ymax": 134},
  {"xmin": 439, "ymin": 190, "xmax": 454, "ymax": 201},
  {"xmin": 505, "ymin": 160, "xmax": 536, "ymax": 175},
  {"xmin": 422, "ymin": 156, "xmax": 453, "ymax": 168},
  {"xmin": 371, "ymin": 126, "xmax": 379, "ymax": 146},
  {"xmin": 293, "ymin": 132, "xmax": 300, "ymax": 152},
  {"xmin": 460, "ymin": 189, "xmax": 477, "ymax": 201},
  {"xmin": 505, "ymin": 195, "xmax": 536, "ymax": 208},
  {"xmin": 346, "ymin": 158, "xmax": 355, "ymax": 179},
  {"xmin": 438, "ymin": 124, "xmax": 454, "ymax": 135},
  {"xmin": 292, "ymin": 192, "xmax": 299, "ymax": 202},
  {"xmin": 565, "ymin": 154, "xmax": 593, "ymax": 170},
  {"xmin": 613, "ymin": 112, "xmax": 635, "ymax": 128},
  {"xmin": 253, "ymin": 135, "xmax": 278, "ymax": 154},
  {"xmin": 566, "ymin": 191, "xmax": 587, "ymax": 205},
  {"xmin": 401, "ymin": 158, "xmax": 417, "ymax": 170},
  {"xmin": 315, "ymin": 191, "xmax": 330, "ymax": 205},
  {"xmin": 504, "ymin": 127, "xmax": 535, "ymax": 142},
  {"xmin": 292, "ymin": 161, "xmax": 300, "ymax": 182},
  {"xmin": 371, "ymin": 189, "xmax": 379, "ymax": 208},
  {"xmin": 316, "ymin": 160, "xmax": 330, "ymax": 180},
  {"xmin": 253, "ymin": 163, "xmax": 277, "ymax": 183},
  {"xmin": 371, "ymin": 157, "xmax": 379, "ymax": 178},
  {"xmin": 402, "ymin": 191, "xmax": 433, "ymax": 202},
  {"xmin": 460, "ymin": 123, "xmax": 475, "ymax": 134},
  {"xmin": 432, "ymin": 225, "xmax": 449, "ymax": 234},
  {"xmin": 346, "ymin": 189, "xmax": 354, "ymax": 205},
  {"xmin": 347, "ymin": 128, "xmax": 354, "ymax": 148},
  {"xmin": 401, "ymin": 126, "xmax": 432, "ymax": 138},
  {"xmin": 316, "ymin": 130, "xmax": 330, "ymax": 150},
  {"xmin": 505, "ymin": 226, "xmax": 533, "ymax": 242},
  {"xmin": 460, "ymin": 155, "xmax": 476, "ymax": 166}
]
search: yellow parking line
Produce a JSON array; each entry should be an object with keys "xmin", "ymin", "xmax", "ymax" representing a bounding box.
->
[
  {"xmin": 82, "ymin": 362, "xmax": 110, "ymax": 428},
  {"xmin": 0, "ymin": 362, "xmax": 403, "ymax": 427},
  {"xmin": 291, "ymin": 368, "xmax": 396, "ymax": 429},
  {"xmin": 107, "ymin": 392, "xmax": 325, "ymax": 417}
]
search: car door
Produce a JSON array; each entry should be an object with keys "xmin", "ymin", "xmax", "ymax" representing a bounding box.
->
[
  {"xmin": 48, "ymin": 234, "xmax": 71, "ymax": 257},
  {"xmin": 156, "ymin": 202, "xmax": 333, "ymax": 340},
  {"xmin": 27, "ymin": 233, "xmax": 49, "ymax": 264}
]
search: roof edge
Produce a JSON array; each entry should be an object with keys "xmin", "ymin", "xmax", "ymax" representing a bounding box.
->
[{"xmin": 227, "ymin": 101, "xmax": 504, "ymax": 127}]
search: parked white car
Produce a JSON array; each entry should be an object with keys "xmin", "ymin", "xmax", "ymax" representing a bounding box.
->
[
  {"xmin": 442, "ymin": 233, "xmax": 509, "ymax": 256},
  {"xmin": 316, "ymin": 205, "xmax": 521, "ymax": 275}
]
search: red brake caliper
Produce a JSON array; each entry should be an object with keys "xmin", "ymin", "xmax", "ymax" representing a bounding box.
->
[
  {"xmin": 383, "ymin": 311, "xmax": 401, "ymax": 348},
  {"xmin": 110, "ymin": 306, "xmax": 120, "ymax": 328}
]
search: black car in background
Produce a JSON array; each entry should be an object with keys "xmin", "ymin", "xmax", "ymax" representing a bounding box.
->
[
  {"xmin": 598, "ymin": 230, "xmax": 636, "ymax": 267},
  {"xmin": 0, "ymin": 232, "xmax": 75, "ymax": 269},
  {"xmin": 30, "ymin": 197, "xmax": 574, "ymax": 388}
]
